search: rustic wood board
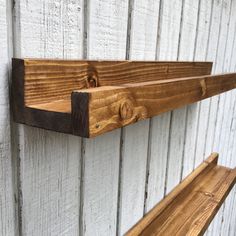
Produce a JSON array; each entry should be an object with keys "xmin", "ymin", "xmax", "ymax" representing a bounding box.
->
[
  {"xmin": 72, "ymin": 73, "xmax": 236, "ymax": 137},
  {"xmin": 12, "ymin": 59, "xmax": 236, "ymax": 137},
  {"xmin": 13, "ymin": 58, "xmax": 212, "ymax": 105},
  {"xmin": 12, "ymin": 59, "xmax": 214, "ymax": 137},
  {"xmin": 125, "ymin": 153, "xmax": 236, "ymax": 236}
]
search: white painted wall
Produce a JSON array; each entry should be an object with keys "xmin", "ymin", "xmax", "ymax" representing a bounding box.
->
[
  {"xmin": 0, "ymin": 0, "xmax": 236, "ymax": 235},
  {"xmin": 0, "ymin": 0, "xmax": 17, "ymax": 235}
]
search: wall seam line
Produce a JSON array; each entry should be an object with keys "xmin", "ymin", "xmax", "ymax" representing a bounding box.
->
[
  {"xmin": 116, "ymin": 1, "xmax": 133, "ymax": 234},
  {"xmin": 9, "ymin": 0, "xmax": 22, "ymax": 235},
  {"xmin": 211, "ymin": 0, "xmax": 224, "ymax": 151},
  {"xmin": 217, "ymin": 0, "xmax": 234, "ymax": 233},
  {"xmin": 143, "ymin": 0, "xmax": 163, "ymax": 214},
  {"xmin": 181, "ymin": 0, "xmax": 201, "ymax": 179},
  {"xmin": 79, "ymin": 0, "xmax": 89, "ymax": 235}
]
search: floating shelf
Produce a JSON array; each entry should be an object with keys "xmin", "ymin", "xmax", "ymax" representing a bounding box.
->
[
  {"xmin": 125, "ymin": 153, "xmax": 236, "ymax": 236},
  {"xmin": 12, "ymin": 59, "xmax": 236, "ymax": 137}
]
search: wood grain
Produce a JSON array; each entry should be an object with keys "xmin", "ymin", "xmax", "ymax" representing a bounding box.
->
[
  {"xmin": 125, "ymin": 153, "xmax": 236, "ymax": 236},
  {"xmin": 12, "ymin": 59, "xmax": 214, "ymax": 137},
  {"xmin": 72, "ymin": 73, "xmax": 236, "ymax": 137},
  {"xmin": 14, "ymin": 58, "xmax": 212, "ymax": 106}
]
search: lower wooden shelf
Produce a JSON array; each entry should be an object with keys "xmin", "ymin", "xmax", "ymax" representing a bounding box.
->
[{"xmin": 126, "ymin": 153, "xmax": 236, "ymax": 236}]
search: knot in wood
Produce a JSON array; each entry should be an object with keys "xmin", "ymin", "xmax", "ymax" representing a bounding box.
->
[
  {"xmin": 87, "ymin": 76, "xmax": 97, "ymax": 88},
  {"xmin": 119, "ymin": 100, "xmax": 133, "ymax": 120},
  {"xmin": 204, "ymin": 192, "xmax": 214, "ymax": 198},
  {"xmin": 86, "ymin": 64, "xmax": 98, "ymax": 88},
  {"xmin": 200, "ymin": 79, "xmax": 207, "ymax": 96}
]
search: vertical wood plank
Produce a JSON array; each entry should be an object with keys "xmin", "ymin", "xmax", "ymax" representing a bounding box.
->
[
  {"xmin": 81, "ymin": 1, "xmax": 129, "ymax": 235},
  {"xmin": 212, "ymin": 0, "xmax": 232, "ymax": 166},
  {"xmin": 13, "ymin": 0, "xmax": 83, "ymax": 235},
  {"xmin": 182, "ymin": 0, "xmax": 212, "ymax": 178},
  {"xmin": 219, "ymin": 1, "xmax": 236, "ymax": 234},
  {"xmin": 194, "ymin": 0, "xmax": 224, "ymax": 169},
  {"xmin": 165, "ymin": 0, "xmax": 199, "ymax": 193},
  {"xmin": 226, "ymin": 105, "xmax": 236, "ymax": 236},
  {"xmin": 127, "ymin": 0, "xmax": 160, "ymax": 60},
  {"xmin": 212, "ymin": 0, "xmax": 232, "ymax": 154},
  {"xmin": 227, "ymin": 26, "xmax": 236, "ymax": 236},
  {"xmin": 204, "ymin": 4, "xmax": 224, "ymax": 171},
  {"xmin": 201, "ymin": 0, "xmax": 224, "ymax": 161},
  {"xmin": 192, "ymin": 0, "xmax": 213, "ymax": 168},
  {"xmin": 211, "ymin": 0, "xmax": 232, "ymax": 162},
  {"xmin": 229, "ymin": 187, "xmax": 236, "ymax": 236},
  {"xmin": 205, "ymin": 1, "xmax": 233, "ymax": 235},
  {"xmin": 82, "ymin": 132, "xmax": 121, "ymax": 236},
  {"xmin": 145, "ymin": 0, "xmax": 183, "ymax": 211},
  {"xmin": 228, "ymin": 122, "xmax": 236, "ymax": 236},
  {"xmin": 145, "ymin": 113, "xmax": 170, "ymax": 210},
  {"xmin": 216, "ymin": 0, "xmax": 235, "ymax": 165},
  {"xmin": 0, "ymin": 0, "xmax": 16, "ymax": 235},
  {"xmin": 227, "ymin": 81, "xmax": 236, "ymax": 235},
  {"xmin": 117, "ymin": 1, "xmax": 160, "ymax": 234}
]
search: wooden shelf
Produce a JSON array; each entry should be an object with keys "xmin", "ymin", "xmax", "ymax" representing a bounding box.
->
[
  {"xmin": 12, "ymin": 59, "xmax": 236, "ymax": 137},
  {"xmin": 125, "ymin": 153, "xmax": 236, "ymax": 236}
]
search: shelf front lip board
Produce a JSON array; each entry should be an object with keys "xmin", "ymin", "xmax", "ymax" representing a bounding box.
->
[
  {"xmin": 12, "ymin": 58, "xmax": 213, "ymax": 136},
  {"xmin": 72, "ymin": 73, "xmax": 236, "ymax": 137},
  {"xmin": 125, "ymin": 153, "xmax": 236, "ymax": 236}
]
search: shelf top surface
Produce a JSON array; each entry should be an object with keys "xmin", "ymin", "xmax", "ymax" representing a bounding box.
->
[{"xmin": 126, "ymin": 154, "xmax": 236, "ymax": 236}]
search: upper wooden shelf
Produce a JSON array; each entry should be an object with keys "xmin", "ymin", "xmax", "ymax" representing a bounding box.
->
[
  {"xmin": 125, "ymin": 153, "xmax": 236, "ymax": 236},
  {"xmin": 12, "ymin": 59, "xmax": 236, "ymax": 137}
]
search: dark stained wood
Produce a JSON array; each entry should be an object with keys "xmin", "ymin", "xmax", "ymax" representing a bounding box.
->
[
  {"xmin": 11, "ymin": 59, "xmax": 25, "ymax": 123},
  {"xmin": 72, "ymin": 73, "xmax": 236, "ymax": 137},
  {"xmin": 24, "ymin": 107, "xmax": 72, "ymax": 134},
  {"xmin": 71, "ymin": 92, "xmax": 89, "ymax": 137},
  {"xmin": 125, "ymin": 153, "xmax": 236, "ymax": 236}
]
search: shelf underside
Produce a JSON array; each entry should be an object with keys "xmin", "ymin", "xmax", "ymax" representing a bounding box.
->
[
  {"xmin": 12, "ymin": 59, "xmax": 236, "ymax": 137},
  {"xmin": 126, "ymin": 153, "xmax": 236, "ymax": 236}
]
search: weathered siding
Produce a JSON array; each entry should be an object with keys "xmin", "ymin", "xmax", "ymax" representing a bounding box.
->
[
  {"xmin": 0, "ymin": 0, "xmax": 16, "ymax": 235},
  {"xmin": 13, "ymin": 1, "xmax": 83, "ymax": 235},
  {"xmin": 0, "ymin": 0, "xmax": 236, "ymax": 235}
]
